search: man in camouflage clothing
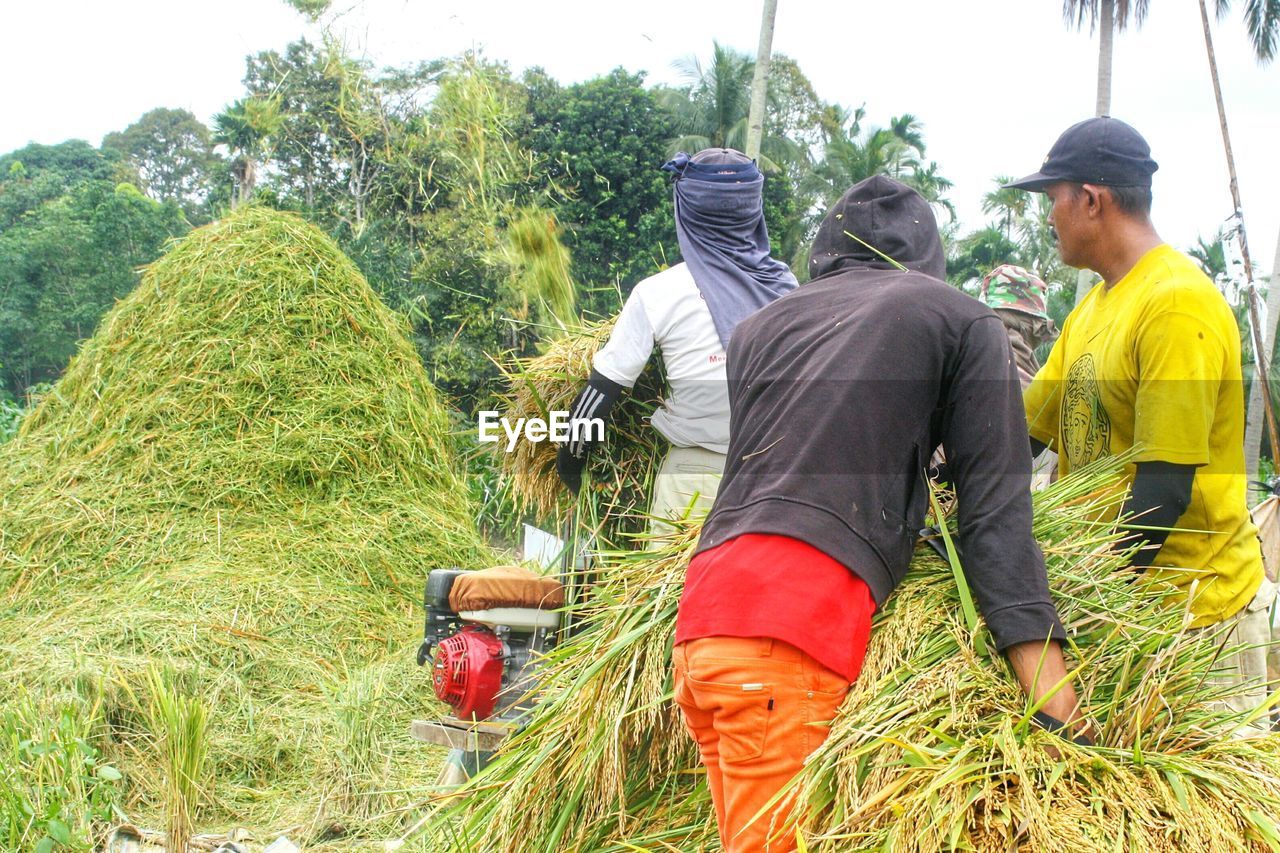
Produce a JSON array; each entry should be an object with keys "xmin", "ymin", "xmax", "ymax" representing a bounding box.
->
[
  {"xmin": 979, "ymin": 264, "xmax": 1058, "ymax": 388},
  {"xmin": 980, "ymin": 264, "xmax": 1059, "ymax": 487}
]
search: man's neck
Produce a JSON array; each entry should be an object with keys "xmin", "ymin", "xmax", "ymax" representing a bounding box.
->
[{"xmin": 1097, "ymin": 221, "xmax": 1163, "ymax": 288}]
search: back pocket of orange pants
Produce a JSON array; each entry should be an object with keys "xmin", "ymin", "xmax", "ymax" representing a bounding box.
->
[{"xmin": 684, "ymin": 674, "xmax": 772, "ymax": 764}]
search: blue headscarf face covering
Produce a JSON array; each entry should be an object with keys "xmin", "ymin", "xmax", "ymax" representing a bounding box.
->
[{"xmin": 660, "ymin": 152, "xmax": 798, "ymax": 349}]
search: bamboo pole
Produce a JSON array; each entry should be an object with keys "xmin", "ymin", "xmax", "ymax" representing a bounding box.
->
[{"xmin": 1198, "ymin": 0, "xmax": 1280, "ymax": 475}]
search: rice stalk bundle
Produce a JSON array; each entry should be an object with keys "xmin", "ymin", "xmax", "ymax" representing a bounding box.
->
[
  {"xmin": 0, "ymin": 206, "xmax": 490, "ymax": 846},
  {"xmin": 495, "ymin": 321, "xmax": 665, "ymax": 546},
  {"xmin": 503, "ymin": 208, "xmax": 576, "ymax": 329},
  {"xmin": 429, "ymin": 454, "xmax": 1280, "ymax": 852},
  {"xmin": 144, "ymin": 668, "xmax": 210, "ymax": 853},
  {"xmin": 790, "ymin": 461, "xmax": 1280, "ymax": 851}
]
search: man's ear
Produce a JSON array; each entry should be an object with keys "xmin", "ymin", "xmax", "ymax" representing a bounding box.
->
[{"xmin": 1080, "ymin": 183, "xmax": 1105, "ymax": 217}]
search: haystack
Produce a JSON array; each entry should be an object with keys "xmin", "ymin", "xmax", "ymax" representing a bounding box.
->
[
  {"xmin": 0, "ymin": 207, "xmax": 488, "ymax": 848},
  {"xmin": 430, "ymin": 453, "xmax": 1280, "ymax": 852}
]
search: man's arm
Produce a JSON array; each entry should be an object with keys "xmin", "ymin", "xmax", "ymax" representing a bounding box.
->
[
  {"xmin": 1120, "ymin": 307, "xmax": 1223, "ymax": 564},
  {"xmin": 555, "ymin": 292, "xmax": 655, "ymax": 493},
  {"xmin": 556, "ymin": 370, "xmax": 627, "ymax": 493},
  {"xmin": 1118, "ymin": 460, "xmax": 1196, "ymax": 568},
  {"xmin": 941, "ymin": 317, "xmax": 1083, "ymax": 733},
  {"xmin": 1006, "ymin": 640, "xmax": 1089, "ymax": 738}
]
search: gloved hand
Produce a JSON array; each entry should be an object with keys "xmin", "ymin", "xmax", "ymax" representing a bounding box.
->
[
  {"xmin": 555, "ymin": 369, "xmax": 626, "ymax": 494},
  {"xmin": 1032, "ymin": 709, "xmax": 1095, "ymax": 747},
  {"xmin": 557, "ymin": 444, "xmax": 585, "ymax": 495}
]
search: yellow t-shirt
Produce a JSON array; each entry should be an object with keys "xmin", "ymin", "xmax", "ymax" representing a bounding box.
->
[{"xmin": 1024, "ymin": 244, "xmax": 1263, "ymax": 625}]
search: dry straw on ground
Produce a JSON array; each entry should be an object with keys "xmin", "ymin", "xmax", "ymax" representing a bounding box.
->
[
  {"xmin": 0, "ymin": 207, "xmax": 488, "ymax": 848},
  {"xmin": 428, "ymin": 453, "xmax": 1280, "ymax": 852}
]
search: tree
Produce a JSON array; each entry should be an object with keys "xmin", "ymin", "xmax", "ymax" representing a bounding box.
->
[
  {"xmin": 523, "ymin": 68, "xmax": 678, "ymax": 314},
  {"xmin": 806, "ymin": 107, "xmax": 952, "ymax": 218},
  {"xmin": 0, "ymin": 141, "xmax": 116, "ymax": 230},
  {"xmin": 0, "ymin": 181, "xmax": 187, "ymax": 393},
  {"xmin": 241, "ymin": 39, "xmax": 390, "ymax": 219},
  {"xmin": 101, "ymin": 108, "xmax": 223, "ymax": 215},
  {"xmin": 1218, "ymin": 0, "xmax": 1280, "ymax": 58},
  {"xmin": 1189, "ymin": 231, "xmax": 1229, "ymax": 285},
  {"xmin": 948, "ymin": 177, "xmax": 1077, "ymax": 329},
  {"xmin": 406, "ymin": 54, "xmax": 572, "ymax": 411},
  {"xmin": 212, "ymin": 96, "xmax": 281, "ymax": 206},
  {"xmin": 1062, "ymin": 0, "xmax": 1151, "ymax": 114},
  {"xmin": 981, "ymin": 177, "xmax": 1032, "ymax": 240},
  {"xmin": 282, "ymin": 0, "xmax": 330, "ymax": 19},
  {"xmin": 947, "ymin": 227, "xmax": 1023, "ymax": 295},
  {"xmin": 780, "ymin": 107, "xmax": 954, "ymax": 277},
  {"xmin": 745, "ymin": 0, "xmax": 780, "ymax": 161},
  {"xmin": 658, "ymin": 42, "xmax": 802, "ymax": 170}
]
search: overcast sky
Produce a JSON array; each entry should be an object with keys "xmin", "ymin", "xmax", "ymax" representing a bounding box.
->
[{"xmin": 6, "ymin": 0, "xmax": 1277, "ymax": 279}]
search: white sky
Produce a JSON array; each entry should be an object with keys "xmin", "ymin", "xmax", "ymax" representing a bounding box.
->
[{"xmin": 5, "ymin": 0, "xmax": 1277, "ymax": 278}]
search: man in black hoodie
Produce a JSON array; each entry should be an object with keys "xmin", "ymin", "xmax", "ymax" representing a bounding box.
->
[{"xmin": 672, "ymin": 176, "xmax": 1084, "ymax": 852}]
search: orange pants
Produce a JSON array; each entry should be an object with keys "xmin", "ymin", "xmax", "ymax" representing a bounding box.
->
[{"xmin": 673, "ymin": 637, "xmax": 850, "ymax": 852}]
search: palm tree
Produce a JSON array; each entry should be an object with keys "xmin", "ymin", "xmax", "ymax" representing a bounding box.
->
[
  {"xmin": 212, "ymin": 97, "xmax": 282, "ymax": 206},
  {"xmin": 909, "ymin": 160, "xmax": 957, "ymax": 223},
  {"xmin": 981, "ymin": 177, "xmax": 1033, "ymax": 240},
  {"xmin": 807, "ymin": 108, "xmax": 951, "ymax": 213},
  {"xmin": 660, "ymin": 42, "xmax": 801, "ymax": 170},
  {"xmin": 949, "ymin": 227, "xmax": 1023, "ymax": 293},
  {"xmin": 788, "ymin": 106, "xmax": 953, "ymax": 273},
  {"xmin": 1189, "ymin": 232, "xmax": 1229, "ymax": 286},
  {"xmin": 1062, "ymin": 0, "xmax": 1151, "ymax": 115},
  {"xmin": 745, "ymin": 0, "xmax": 780, "ymax": 161}
]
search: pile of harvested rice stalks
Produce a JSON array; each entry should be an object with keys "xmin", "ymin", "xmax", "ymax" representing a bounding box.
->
[
  {"xmin": 495, "ymin": 320, "xmax": 667, "ymax": 547},
  {"xmin": 0, "ymin": 207, "xmax": 491, "ymax": 848},
  {"xmin": 423, "ymin": 453, "xmax": 1280, "ymax": 852}
]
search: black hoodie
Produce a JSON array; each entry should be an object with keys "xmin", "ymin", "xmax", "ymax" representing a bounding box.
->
[{"xmin": 694, "ymin": 177, "xmax": 1065, "ymax": 651}]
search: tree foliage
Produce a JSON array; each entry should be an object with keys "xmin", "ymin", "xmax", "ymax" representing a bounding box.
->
[
  {"xmin": 658, "ymin": 41, "xmax": 803, "ymax": 171},
  {"xmin": 102, "ymin": 108, "xmax": 224, "ymax": 216},
  {"xmin": 1, "ymin": 39, "xmax": 963, "ymax": 415},
  {"xmin": 1063, "ymin": 0, "xmax": 1151, "ymax": 31},
  {"xmin": 0, "ymin": 179, "xmax": 187, "ymax": 392},
  {"xmin": 524, "ymin": 67, "xmax": 678, "ymax": 314},
  {"xmin": 212, "ymin": 96, "xmax": 282, "ymax": 205},
  {"xmin": 948, "ymin": 176, "xmax": 1077, "ymax": 327}
]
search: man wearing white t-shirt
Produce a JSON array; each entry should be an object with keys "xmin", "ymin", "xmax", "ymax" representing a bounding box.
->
[{"xmin": 557, "ymin": 148, "xmax": 797, "ymax": 533}]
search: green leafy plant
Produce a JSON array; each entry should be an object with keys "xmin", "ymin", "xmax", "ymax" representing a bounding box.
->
[{"xmin": 0, "ymin": 694, "xmax": 122, "ymax": 852}]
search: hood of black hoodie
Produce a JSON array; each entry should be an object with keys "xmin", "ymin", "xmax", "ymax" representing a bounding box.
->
[{"xmin": 807, "ymin": 175, "xmax": 946, "ymax": 282}]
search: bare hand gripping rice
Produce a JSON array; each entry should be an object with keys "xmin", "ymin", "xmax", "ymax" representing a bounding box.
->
[{"xmin": 0, "ymin": 207, "xmax": 491, "ymax": 847}]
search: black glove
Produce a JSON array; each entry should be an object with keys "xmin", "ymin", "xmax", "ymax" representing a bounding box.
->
[
  {"xmin": 1118, "ymin": 461, "xmax": 1195, "ymax": 569},
  {"xmin": 1032, "ymin": 710, "xmax": 1094, "ymax": 747},
  {"xmin": 555, "ymin": 370, "xmax": 626, "ymax": 494},
  {"xmin": 556, "ymin": 445, "xmax": 585, "ymax": 494}
]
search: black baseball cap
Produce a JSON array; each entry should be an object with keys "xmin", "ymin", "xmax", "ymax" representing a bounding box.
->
[{"xmin": 1005, "ymin": 116, "xmax": 1159, "ymax": 192}]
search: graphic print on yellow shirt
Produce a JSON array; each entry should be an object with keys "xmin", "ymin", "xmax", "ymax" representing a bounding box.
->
[
  {"xmin": 1060, "ymin": 352, "xmax": 1111, "ymax": 469},
  {"xmin": 1024, "ymin": 245, "xmax": 1263, "ymax": 625}
]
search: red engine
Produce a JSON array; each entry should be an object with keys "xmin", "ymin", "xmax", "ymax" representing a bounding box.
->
[{"xmin": 432, "ymin": 624, "xmax": 506, "ymax": 720}]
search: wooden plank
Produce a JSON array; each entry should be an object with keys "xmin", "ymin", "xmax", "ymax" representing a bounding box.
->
[{"xmin": 410, "ymin": 718, "xmax": 512, "ymax": 751}]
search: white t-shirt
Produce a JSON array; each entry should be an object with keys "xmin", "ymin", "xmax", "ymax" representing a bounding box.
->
[{"xmin": 593, "ymin": 263, "xmax": 730, "ymax": 454}]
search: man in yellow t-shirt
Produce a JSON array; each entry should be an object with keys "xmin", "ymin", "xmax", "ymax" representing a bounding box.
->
[{"xmin": 1008, "ymin": 117, "xmax": 1271, "ymax": 735}]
